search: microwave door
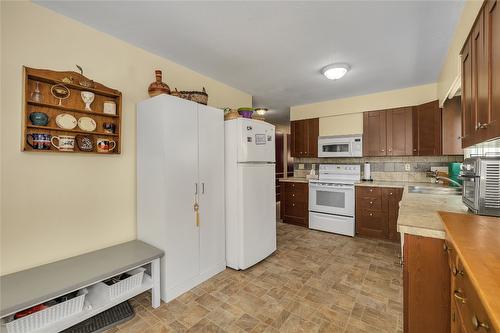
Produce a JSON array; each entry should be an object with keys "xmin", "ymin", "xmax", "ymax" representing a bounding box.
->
[{"xmin": 319, "ymin": 141, "xmax": 352, "ymax": 157}]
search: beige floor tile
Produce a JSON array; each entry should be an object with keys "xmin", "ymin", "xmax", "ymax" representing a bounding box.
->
[{"xmin": 107, "ymin": 223, "xmax": 402, "ymax": 332}]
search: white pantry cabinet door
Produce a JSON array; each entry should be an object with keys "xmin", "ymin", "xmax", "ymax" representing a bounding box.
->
[
  {"xmin": 197, "ymin": 105, "xmax": 226, "ymax": 276},
  {"xmin": 137, "ymin": 95, "xmax": 199, "ymax": 301}
]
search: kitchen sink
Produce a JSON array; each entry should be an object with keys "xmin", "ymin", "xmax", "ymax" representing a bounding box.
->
[{"xmin": 408, "ymin": 185, "xmax": 462, "ymax": 195}]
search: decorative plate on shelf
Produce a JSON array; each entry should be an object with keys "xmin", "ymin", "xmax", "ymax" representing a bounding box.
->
[
  {"xmin": 55, "ymin": 113, "xmax": 77, "ymax": 129},
  {"xmin": 77, "ymin": 117, "xmax": 97, "ymax": 132}
]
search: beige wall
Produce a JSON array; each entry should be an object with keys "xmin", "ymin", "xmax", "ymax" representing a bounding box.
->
[
  {"xmin": 319, "ymin": 113, "xmax": 363, "ymax": 136},
  {"xmin": 0, "ymin": 2, "xmax": 251, "ymax": 275},
  {"xmin": 437, "ymin": 0, "xmax": 483, "ymax": 106},
  {"xmin": 291, "ymin": 83, "xmax": 437, "ymax": 136}
]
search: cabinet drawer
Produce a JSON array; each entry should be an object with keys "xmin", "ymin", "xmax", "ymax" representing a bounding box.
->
[
  {"xmin": 453, "ymin": 259, "xmax": 495, "ymax": 333},
  {"xmin": 283, "ymin": 201, "xmax": 308, "ymax": 218},
  {"xmin": 357, "ymin": 195, "xmax": 383, "ymax": 211},
  {"xmin": 284, "ymin": 184, "xmax": 308, "ymax": 203},
  {"xmin": 356, "ymin": 186, "xmax": 382, "ymax": 198}
]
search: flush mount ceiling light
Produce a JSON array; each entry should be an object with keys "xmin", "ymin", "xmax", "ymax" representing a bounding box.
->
[
  {"xmin": 321, "ymin": 63, "xmax": 350, "ymax": 80},
  {"xmin": 255, "ymin": 108, "xmax": 268, "ymax": 116}
]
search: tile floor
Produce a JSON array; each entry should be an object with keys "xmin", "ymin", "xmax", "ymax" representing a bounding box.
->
[{"xmin": 106, "ymin": 223, "xmax": 403, "ymax": 333}]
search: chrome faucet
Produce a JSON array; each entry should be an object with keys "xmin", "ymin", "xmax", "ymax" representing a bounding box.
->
[{"xmin": 426, "ymin": 170, "xmax": 462, "ymax": 187}]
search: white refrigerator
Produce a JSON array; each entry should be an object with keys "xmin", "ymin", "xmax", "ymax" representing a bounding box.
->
[{"xmin": 225, "ymin": 118, "xmax": 276, "ymax": 270}]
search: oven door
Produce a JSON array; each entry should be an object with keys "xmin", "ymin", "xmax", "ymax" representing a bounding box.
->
[
  {"xmin": 318, "ymin": 140, "xmax": 352, "ymax": 157},
  {"xmin": 309, "ymin": 182, "xmax": 354, "ymax": 217},
  {"xmin": 461, "ymin": 174, "xmax": 479, "ymax": 211}
]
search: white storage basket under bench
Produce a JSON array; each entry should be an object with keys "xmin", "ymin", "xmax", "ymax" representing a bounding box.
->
[{"xmin": 0, "ymin": 240, "xmax": 163, "ymax": 333}]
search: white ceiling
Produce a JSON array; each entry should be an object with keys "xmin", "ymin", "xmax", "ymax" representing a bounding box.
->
[{"xmin": 36, "ymin": 1, "xmax": 465, "ymax": 124}]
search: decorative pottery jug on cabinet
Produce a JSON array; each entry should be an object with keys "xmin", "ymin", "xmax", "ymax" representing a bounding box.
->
[{"xmin": 148, "ymin": 70, "xmax": 170, "ymax": 97}]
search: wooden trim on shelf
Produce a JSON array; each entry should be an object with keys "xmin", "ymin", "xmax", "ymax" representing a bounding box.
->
[
  {"xmin": 27, "ymin": 125, "xmax": 119, "ymax": 137},
  {"xmin": 27, "ymin": 101, "xmax": 119, "ymax": 118}
]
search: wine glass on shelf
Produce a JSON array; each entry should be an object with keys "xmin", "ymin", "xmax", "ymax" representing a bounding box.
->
[{"xmin": 30, "ymin": 82, "xmax": 42, "ymax": 103}]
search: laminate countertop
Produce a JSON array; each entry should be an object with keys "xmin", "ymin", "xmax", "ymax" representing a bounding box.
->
[
  {"xmin": 278, "ymin": 177, "xmax": 309, "ymax": 183},
  {"xmin": 440, "ymin": 211, "xmax": 500, "ymax": 332}
]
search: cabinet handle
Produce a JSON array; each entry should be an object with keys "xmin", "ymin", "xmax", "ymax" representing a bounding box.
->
[
  {"xmin": 452, "ymin": 266, "xmax": 464, "ymax": 277},
  {"xmin": 477, "ymin": 122, "xmax": 488, "ymax": 129},
  {"xmin": 472, "ymin": 314, "xmax": 490, "ymax": 331},
  {"xmin": 443, "ymin": 242, "xmax": 448, "ymax": 251},
  {"xmin": 454, "ymin": 290, "xmax": 466, "ymax": 304}
]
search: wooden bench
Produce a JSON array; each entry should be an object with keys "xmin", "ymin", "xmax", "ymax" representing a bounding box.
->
[{"xmin": 0, "ymin": 240, "xmax": 163, "ymax": 333}]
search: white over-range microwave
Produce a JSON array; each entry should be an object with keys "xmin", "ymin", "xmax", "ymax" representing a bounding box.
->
[{"xmin": 318, "ymin": 134, "xmax": 363, "ymax": 157}]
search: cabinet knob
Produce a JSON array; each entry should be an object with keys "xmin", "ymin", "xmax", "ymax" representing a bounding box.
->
[
  {"xmin": 452, "ymin": 266, "xmax": 464, "ymax": 277},
  {"xmin": 453, "ymin": 289, "xmax": 466, "ymax": 304},
  {"xmin": 477, "ymin": 122, "xmax": 488, "ymax": 129},
  {"xmin": 388, "ymin": 148, "xmax": 392, "ymax": 152},
  {"xmin": 292, "ymin": 203, "xmax": 295, "ymax": 206},
  {"xmin": 369, "ymin": 189, "xmax": 373, "ymax": 192},
  {"xmin": 292, "ymin": 194, "xmax": 295, "ymax": 197},
  {"xmin": 381, "ymin": 149, "xmax": 385, "ymax": 152},
  {"xmin": 443, "ymin": 242, "xmax": 448, "ymax": 251},
  {"xmin": 389, "ymin": 192, "xmax": 393, "ymax": 195},
  {"xmin": 413, "ymin": 149, "xmax": 417, "ymax": 152},
  {"xmin": 369, "ymin": 201, "xmax": 373, "ymax": 205},
  {"xmin": 472, "ymin": 314, "xmax": 490, "ymax": 331},
  {"xmin": 369, "ymin": 213, "xmax": 373, "ymax": 216}
]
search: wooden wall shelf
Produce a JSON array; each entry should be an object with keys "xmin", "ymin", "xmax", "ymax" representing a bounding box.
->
[{"xmin": 23, "ymin": 67, "xmax": 122, "ymax": 154}]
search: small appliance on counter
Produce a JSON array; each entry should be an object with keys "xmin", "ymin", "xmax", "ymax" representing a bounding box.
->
[{"xmin": 461, "ymin": 156, "xmax": 500, "ymax": 217}]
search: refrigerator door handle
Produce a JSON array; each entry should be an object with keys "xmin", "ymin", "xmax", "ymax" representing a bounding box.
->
[
  {"xmin": 202, "ymin": 182, "xmax": 205, "ymax": 194},
  {"xmin": 195, "ymin": 183, "xmax": 198, "ymax": 195}
]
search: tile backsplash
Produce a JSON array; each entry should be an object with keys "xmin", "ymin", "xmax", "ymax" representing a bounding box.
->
[{"xmin": 293, "ymin": 156, "xmax": 464, "ymax": 182}]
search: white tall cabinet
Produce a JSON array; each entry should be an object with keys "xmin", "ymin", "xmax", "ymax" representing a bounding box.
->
[{"xmin": 137, "ymin": 94, "xmax": 225, "ymax": 302}]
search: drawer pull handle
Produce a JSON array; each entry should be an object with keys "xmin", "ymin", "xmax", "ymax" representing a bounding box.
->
[
  {"xmin": 452, "ymin": 267, "xmax": 464, "ymax": 277},
  {"xmin": 472, "ymin": 315, "xmax": 490, "ymax": 331},
  {"xmin": 454, "ymin": 290, "xmax": 466, "ymax": 304}
]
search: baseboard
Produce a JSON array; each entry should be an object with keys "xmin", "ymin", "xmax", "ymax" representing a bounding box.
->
[{"xmin": 162, "ymin": 261, "xmax": 226, "ymax": 302}]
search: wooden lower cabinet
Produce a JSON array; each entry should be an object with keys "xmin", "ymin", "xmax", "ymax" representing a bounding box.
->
[
  {"xmin": 445, "ymin": 239, "xmax": 496, "ymax": 333},
  {"xmin": 355, "ymin": 186, "xmax": 403, "ymax": 241},
  {"xmin": 403, "ymin": 234, "xmax": 450, "ymax": 333},
  {"xmin": 280, "ymin": 181, "xmax": 308, "ymax": 227}
]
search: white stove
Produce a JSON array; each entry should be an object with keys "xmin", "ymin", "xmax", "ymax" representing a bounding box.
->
[{"xmin": 308, "ymin": 164, "xmax": 360, "ymax": 237}]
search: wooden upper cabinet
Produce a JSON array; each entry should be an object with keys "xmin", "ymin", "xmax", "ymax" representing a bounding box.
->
[
  {"xmin": 442, "ymin": 96, "xmax": 464, "ymax": 155},
  {"xmin": 363, "ymin": 111, "xmax": 387, "ymax": 156},
  {"xmin": 462, "ymin": 36, "xmax": 474, "ymax": 146},
  {"xmin": 387, "ymin": 107, "xmax": 413, "ymax": 156},
  {"xmin": 306, "ymin": 118, "xmax": 319, "ymax": 158},
  {"xmin": 290, "ymin": 118, "xmax": 319, "ymax": 158},
  {"xmin": 460, "ymin": 1, "xmax": 500, "ymax": 147},
  {"xmin": 473, "ymin": 9, "xmax": 489, "ymax": 137},
  {"xmin": 413, "ymin": 100, "xmax": 442, "ymax": 156},
  {"xmin": 487, "ymin": 0, "xmax": 500, "ymax": 140}
]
